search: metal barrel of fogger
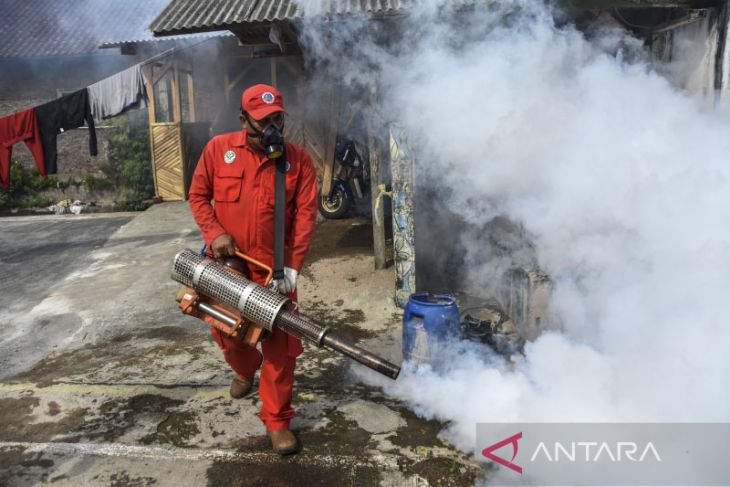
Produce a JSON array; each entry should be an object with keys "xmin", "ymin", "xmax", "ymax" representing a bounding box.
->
[
  {"xmin": 275, "ymin": 310, "xmax": 400, "ymax": 379},
  {"xmin": 171, "ymin": 249, "xmax": 400, "ymax": 380}
]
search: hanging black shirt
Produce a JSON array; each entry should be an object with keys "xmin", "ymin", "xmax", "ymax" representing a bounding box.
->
[{"xmin": 36, "ymin": 88, "xmax": 97, "ymax": 174}]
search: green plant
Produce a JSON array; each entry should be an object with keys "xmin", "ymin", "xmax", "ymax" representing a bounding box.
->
[
  {"xmin": 23, "ymin": 193, "xmax": 54, "ymax": 208},
  {"xmin": 116, "ymin": 197, "xmax": 150, "ymax": 211},
  {"xmin": 0, "ymin": 161, "xmax": 56, "ymax": 210},
  {"xmin": 82, "ymin": 174, "xmax": 114, "ymax": 192},
  {"xmin": 106, "ymin": 110, "xmax": 153, "ymax": 210}
]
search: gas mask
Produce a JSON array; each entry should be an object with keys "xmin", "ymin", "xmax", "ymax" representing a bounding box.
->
[
  {"xmin": 260, "ymin": 124, "xmax": 285, "ymax": 159},
  {"xmin": 244, "ymin": 112, "xmax": 285, "ymax": 159}
]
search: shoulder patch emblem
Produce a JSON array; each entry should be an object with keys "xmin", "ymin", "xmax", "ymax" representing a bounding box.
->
[
  {"xmin": 224, "ymin": 150, "xmax": 236, "ymax": 164},
  {"xmin": 285, "ymin": 160, "xmax": 291, "ymax": 172}
]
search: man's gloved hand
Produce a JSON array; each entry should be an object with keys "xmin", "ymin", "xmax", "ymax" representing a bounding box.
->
[
  {"xmin": 211, "ymin": 234, "xmax": 238, "ymax": 259},
  {"xmin": 270, "ymin": 267, "xmax": 298, "ymax": 294}
]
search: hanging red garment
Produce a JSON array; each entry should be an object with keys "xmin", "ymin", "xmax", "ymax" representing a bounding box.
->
[{"xmin": 0, "ymin": 109, "xmax": 46, "ymax": 189}]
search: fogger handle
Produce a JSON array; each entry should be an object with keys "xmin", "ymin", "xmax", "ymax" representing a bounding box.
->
[{"xmin": 234, "ymin": 250, "xmax": 273, "ymax": 286}]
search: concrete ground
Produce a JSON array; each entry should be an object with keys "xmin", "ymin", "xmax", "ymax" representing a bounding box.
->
[{"xmin": 0, "ymin": 203, "xmax": 482, "ymax": 487}]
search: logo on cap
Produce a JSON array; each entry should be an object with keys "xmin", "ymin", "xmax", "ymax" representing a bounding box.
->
[
  {"xmin": 261, "ymin": 92, "xmax": 275, "ymax": 104},
  {"xmin": 224, "ymin": 150, "xmax": 236, "ymax": 164}
]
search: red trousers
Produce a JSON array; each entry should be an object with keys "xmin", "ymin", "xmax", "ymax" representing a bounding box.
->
[
  {"xmin": 0, "ymin": 109, "xmax": 46, "ymax": 189},
  {"xmin": 211, "ymin": 290, "xmax": 304, "ymax": 431}
]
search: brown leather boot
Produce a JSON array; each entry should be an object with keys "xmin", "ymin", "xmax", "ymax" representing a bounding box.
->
[
  {"xmin": 229, "ymin": 374, "xmax": 253, "ymax": 399},
  {"xmin": 267, "ymin": 429, "xmax": 301, "ymax": 456}
]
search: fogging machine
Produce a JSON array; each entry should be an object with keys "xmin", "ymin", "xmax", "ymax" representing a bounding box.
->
[{"xmin": 171, "ymin": 248, "xmax": 400, "ymax": 380}]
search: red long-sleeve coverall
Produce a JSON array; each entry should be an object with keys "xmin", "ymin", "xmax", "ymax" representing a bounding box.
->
[{"xmin": 188, "ymin": 130, "xmax": 318, "ymax": 431}]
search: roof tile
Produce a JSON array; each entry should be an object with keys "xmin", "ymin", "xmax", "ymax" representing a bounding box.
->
[{"xmin": 150, "ymin": 0, "xmax": 412, "ymax": 36}]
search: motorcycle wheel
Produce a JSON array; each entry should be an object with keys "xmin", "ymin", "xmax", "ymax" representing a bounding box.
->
[{"xmin": 318, "ymin": 185, "xmax": 351, "ymax": 219}]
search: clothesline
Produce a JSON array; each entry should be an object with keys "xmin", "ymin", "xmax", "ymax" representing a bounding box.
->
[
  {"xmin": 0, "ymin": 88, "xmax": 97, "ymax": 189},
  {"xmin": 0, "ymin": 36, "xmax": 219, "ymax": 189},
  {"xmin": 0, "ymin": 64, "xmax": 147, "ymax": 188}
]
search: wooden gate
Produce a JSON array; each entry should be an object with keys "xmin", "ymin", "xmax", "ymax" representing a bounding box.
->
[
  {"xmin": 144, "ymin": 57, "xmax": 197, "ymax": 201},
  {"xmin": 149, "ymin": 122, "xmax": 184, "ymax": 200}
]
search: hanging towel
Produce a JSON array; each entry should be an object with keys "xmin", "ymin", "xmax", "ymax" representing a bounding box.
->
[
  {"xmin": 36, "ymin": 88, "xmax": 97, "ymax": 175},
  {"xmin": 0, "ymin": 109, "xmax": 46, "ymax": 189},
  {"xmin": 88, "ymin": 64, "xmax": 148, "ymax": 122}
]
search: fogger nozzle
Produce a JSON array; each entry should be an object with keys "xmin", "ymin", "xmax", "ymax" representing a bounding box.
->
[{"xmin": 171, "ymin": 249, "xmax": 400, "ymax": 380}]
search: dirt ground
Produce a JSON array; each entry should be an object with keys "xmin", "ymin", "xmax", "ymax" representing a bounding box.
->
[{"xmin": 0, "ymin": 204, "xmax": 484, "ymax": 487}]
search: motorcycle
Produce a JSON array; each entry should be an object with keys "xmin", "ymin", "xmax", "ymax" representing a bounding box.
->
[{"xmin": 318, "ymin": 136, "xmax": 369, "ymax": 219}]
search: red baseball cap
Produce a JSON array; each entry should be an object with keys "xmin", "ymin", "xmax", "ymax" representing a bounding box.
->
[{"xmin": 241, "ymin": 84, "xmax": 286, "ymax": 121}]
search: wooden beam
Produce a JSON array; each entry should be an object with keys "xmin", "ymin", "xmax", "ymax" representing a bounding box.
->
[
  {"xmin": 175, "ymin": 123, "xmax": 186, "ymax": 201},
  {"xmin": 186, "ymin": 72, "xmax": 196, "ymax": 122},
  {"xmin": 277, "ymin": 56, "xmax": 304, "ymax": 76},
  {"xmin": 367, "ymin": 94, "xmax": 387, "ymax": 270},
  {"xmin": 165, "ymin": 75, "xmax": 175, "ymax": 122},
  {"xmin": 321, "ymin": 86, "xmax": 341, "ymax": 197},
  {"xmin": 144, "ymin": 64, "xmax": 157, "ymax": 124},
  {"xmin": 171, "ymin": 61, "xmax": 182, "ymax": 123},
  {"xmin": 271, "ymin": 57, "xmax": 278, "ymax": 87},
  {"xmin": 714, "ymin": 0, "xmax": 730, "ymax": 105},
  {"xmin": 144, "ymin": 64, "xmax": 160, "ymax": 198},
  {"xmin": 152, "ymin": 60, "xmax": 173, "ymax": 86},
  {"xmin": 224, "ymin": 69, "xmax": 231, "ymax": 104},
  {"xmin": 225, "ymin": 63, "xmax": 254, "ymax": 98},
  {"xmin": 304, "ymin": 126, "xmax": 325, "ymax": 176},
  {"xmin": 652, "ymin": 11, "xmax": 707, "ymax": 33},
  {"xmin": 342, "ymin": 91, "xmax": 370, "ymax": 133},
  {"xmin": 178, "ymin": 60, "xmax": 193, "ymax": 71}
]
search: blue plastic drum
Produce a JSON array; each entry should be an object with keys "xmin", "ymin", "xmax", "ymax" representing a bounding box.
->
[{"xmin": 403, "ymin": 292, "xmax": 460, "ymax": 365}]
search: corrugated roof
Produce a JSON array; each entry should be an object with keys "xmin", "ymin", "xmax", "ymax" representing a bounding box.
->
[
  {"xmin": 151, "ymin": 0, "xmax": 256, "ymax": 35},
  {"xmin": 249, "ymin": 0, "xmax": 298, "ymax": 22},
  {"xmin": 150, "ymin": 0, "xmax": 410, "ymax": 36},
  {"xmin": 0, "ymin": 0, "xmax": 179, "ymax": 58},
  {"xmin": 99, "ymin": 31, "xmax": 231, "ymax": 49}
]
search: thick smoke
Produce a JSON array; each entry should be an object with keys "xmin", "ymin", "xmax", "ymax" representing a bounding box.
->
[{"xmin": 297, "ymin": 0, "xmax": 730, "ymax": 460}]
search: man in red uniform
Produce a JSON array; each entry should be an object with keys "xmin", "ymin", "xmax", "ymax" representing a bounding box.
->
[{"xmin": 188, "ymin": 84, "xmax": 318, "ymax": 455}]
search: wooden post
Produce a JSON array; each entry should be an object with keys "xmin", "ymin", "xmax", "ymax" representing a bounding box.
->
[
  {"xmin": 367, "ymin": 94, "xmax": 387, "ymax": 270},
  {"xmin": 165, "ymin": 76, "xmax": 174, "ymax": 122},
  {"xmin": 144, "ymin": 64, "xmax": 157, "ymax": 124},
  {"xmin": 321, "ymin": 86, "xmax": 340, "ymax": 197},
  {"xmin": 152, "ymin": 61, "xmax": 173, "ymax": 85},
  {"xmin": 144, "ymin": 64, "xmax": 160, "ymax": 198},
  {"xmin": 224, "ymin": 67, "xmax": 231, "ymax": 104},
  {"xmin": 225, "ymin": 63, "xmax": 254, "ymax": 103},
  {"xmin": 271, "ymin": 58, "xmax": 278, "ymax": 87},
  {"xmin": 171, "ymin": 60, "xmax": 182, "ymax": 123},
  {"xmin": 186, "ymin": 72, "xmax": 196, "ymax": 122},
  {"xmin": 715, "ymin": 0, "xmax": 730, "ymax": 106}
]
